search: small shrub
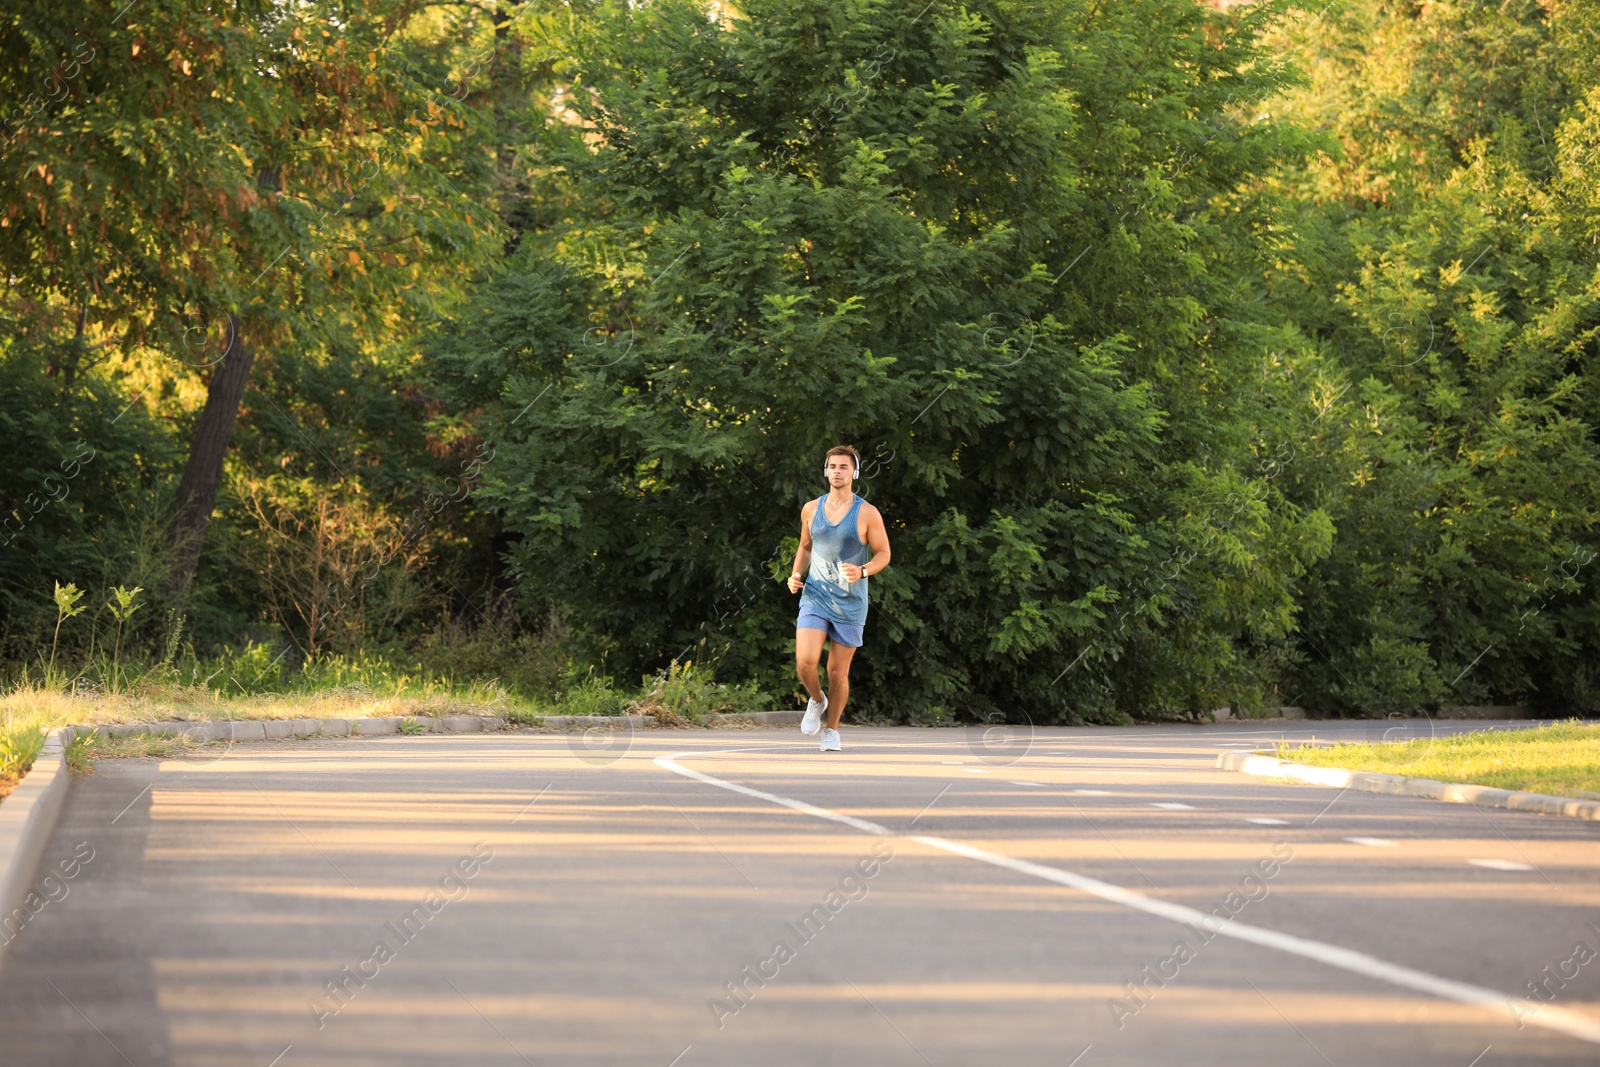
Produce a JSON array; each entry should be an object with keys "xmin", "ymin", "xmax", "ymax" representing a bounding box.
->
[
  {"xmin": 410, "ymin": 609, "xmax": 573, "ymax": 700},
  {"xmin": 66, "ymin": 730, "xmax": 96, "ymax": 776},
  {"xmin": 502, "ymin": 704, "xmax": 554, "ymax": 726},
  {"xmin": 559, "ymin": 673, "xmax": 630, "ymax": 717},
  {"xmin": 626, "ymin": 661, "xmax": 772, "ymax": 724}
]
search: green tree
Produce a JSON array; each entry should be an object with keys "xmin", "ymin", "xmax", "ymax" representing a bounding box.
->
[
  {"xmin": 1, "ymin": 0, "xmax": 498, "ymax": 596},
  {"xmin": 1269, "ymin": 0, "xmax": 1600, "ymax": 712},
  {"xmin": 439, "ymin": 0, "xmax": 1333, "ymax": 721}
]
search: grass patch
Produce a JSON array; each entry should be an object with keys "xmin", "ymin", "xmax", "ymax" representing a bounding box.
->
[
  {"xmin": 0, "ymin": 653, "xmax": 775, "ymax": 800},
  {"xmin": 0, "ymin": 652, "xmax": 773, "ymax": 735},
  {"xmin": 0, "ymin": 676, "xmax": 532, "ymax": 734},
  {"xmin": 1272, "ymin": 720, "xmax": 1600, "ymax": 798},
  {"xmin": 70, "ymin": 731, "xmax": 230, "ymax": 763},
  {"xmin": 0, "ymin": 719, "xmax": 46, "ymax": 799}
]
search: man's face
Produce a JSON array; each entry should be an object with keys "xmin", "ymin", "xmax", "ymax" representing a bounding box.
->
[{"xmin": 826, "ymin": 456, "xmax": 856, "ymax": 485}]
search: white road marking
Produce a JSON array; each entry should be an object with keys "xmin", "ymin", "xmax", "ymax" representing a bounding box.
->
[
  {"xmin": 1245, "ymin": 817, "xmax": 1290, "ymax": 825},
  {"xmin": 654, "ymin": 750, "xmax": 1600, "ymax": 1048},
  {"xmin": 1009, "ymin": 781, "xmax": 1047, "ymax": 787},
  {"xmin": 1072, "ymin": 789, "xmax": 1112, "ymax": 796},
  {"xmin": 1470, "ymin": 859, "xmax": 1536, "ymax": 872},
  {"xmin": 964, "ymin": 768, "xmax": 991, "ymax": 774},
  {"xmin": 1346, "ymin": 837, "xmax": 1399, "ymax": 847},
  {"xmin": 1152, "ymin": 802, "xmax": 1195, "ymax": 810}
]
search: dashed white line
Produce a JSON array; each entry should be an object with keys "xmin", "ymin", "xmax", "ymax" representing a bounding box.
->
[
  {"xmin": 653, "ymin": 750, "xmax": 1600, "ymax": 1047},
  {"xmin": 1345, "ymin": 837, "xmax": 1399, "ymax": 847},
  {"xmin": 1469, "ymin": 859, "xmax": 1535, "ymax": 872},
  {"xmin": 1151, "ymin": 802, "xmax": 1195, "ymax": 810},
  {"xmin": 1071, "ymin": 789, "xmax": 1112, "ymax": 796},
  {"xmin": 1009, "ymin": 781, "xmax": 1047, "ymax": 787},
  {"xmin": 1245, "ymin": 817, "xmax": 1290, "ymax": 825},
  {"xmin": 964, "ymin": 768, "xmax": 992, "ymax": 774}
]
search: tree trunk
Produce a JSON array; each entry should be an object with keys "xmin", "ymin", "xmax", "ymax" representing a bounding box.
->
[
  {"xmin": 166, "ymin": 315, "xmax": 255, "ymax": 595},
  {"xmin": 492, "ymin": 3, "xmax": 529, "ymax": 253}
]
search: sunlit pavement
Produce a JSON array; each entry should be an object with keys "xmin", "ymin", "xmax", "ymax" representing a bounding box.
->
[{"xmin": 0, "ymin": 720, "xmax": 1596, "ymax": 1066}]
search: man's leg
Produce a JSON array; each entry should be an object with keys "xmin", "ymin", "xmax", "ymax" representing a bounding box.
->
[
  {"xmin": 823, "ymin": 642, "xmax": 857, "ymax": 730},
  {"xmin": 795, "ymin": 627, "xmax": 826, "ymax": 704}
]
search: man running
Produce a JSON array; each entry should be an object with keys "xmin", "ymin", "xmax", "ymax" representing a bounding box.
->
[{"xmin": 786, "ymin": 445, "xmax": 892, "ymax": 752}]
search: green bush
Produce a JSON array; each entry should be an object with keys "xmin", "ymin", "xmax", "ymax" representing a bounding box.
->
[
  {"xmin": 409, "ymin": 611, "xmax": 573, "ymax": 700},
  {"xmin": 557, "ymin": 673, "xmax": 631, "ymax": 717},
  {"xmin": 628, "ymin": 661, "xmax": 774, "ymax": 724}
]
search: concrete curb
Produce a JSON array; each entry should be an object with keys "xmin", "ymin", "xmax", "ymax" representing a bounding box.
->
[
  {"xmin": 710, "ymin": 710, "xmax": 802, "ymax": 727},
  {"xmin": 75, "ymin": 709, "xmax": 801, "ymax": 738},
  {"xmin": 83, "ymin": 715, "xmax": 512, "ymax": 742},
  {"xmin": 517, "ymin": 710, "xmax": 802, "ymax": 729},
  {"xmin": 1216, "ymin": 751, "xmax": 1600, "ymax": 822},
  {"xmin": 0, "ymin": 729, "xmax": 72, "ymax": 968}
]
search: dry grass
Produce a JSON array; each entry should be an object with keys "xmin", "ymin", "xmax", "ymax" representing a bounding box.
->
[
  {"xmin": 0, "ymin": 678, "xmax": 520, "ymax": 731},
  {"xmin": 0, "ymin": 679, "xmax": 524, "ymax": 797}
]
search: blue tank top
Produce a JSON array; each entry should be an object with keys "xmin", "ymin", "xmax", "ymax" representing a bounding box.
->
[{"xmin": 799, "ymin": 493, "xmax": 870, "ymax": 625}]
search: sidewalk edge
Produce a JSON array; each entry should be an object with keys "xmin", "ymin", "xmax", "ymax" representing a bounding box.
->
[
  {"xmin": 1216, "ymin": 751, "xmax": 1600, "ymax": 821},
  {"xmin": 0, "ymin": 728, "xmax": 73, "ymax": 968}
]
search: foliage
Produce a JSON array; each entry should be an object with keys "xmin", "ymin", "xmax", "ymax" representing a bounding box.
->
[
  {"xmin": 556, "ymin": 673, "xmax": 631, "ymax": 718},
  {"xmin": 409, "ymin": 604, "xmax": 575, "ymax": 700},
  {"xmin": 232, "ymin": 473, "xmax": 430, "ymax": 656},
  {"xmin": 1266, "ymin": 0, "xmax": 1600, "ymax": 714},
  {"xmin": 1, "ymin": 0, "xmax": 1597, "ymax": 720},
  {"xmin": 0, "ymin": 335, "xmax": 171, "ymax": 659},
  {"xmin": 0, "ymin": 0, "xmax": 499, "ymax": 357},
  {"xmin": 46, "ymin": 580, "xmax": 85, "ymax": 679},
  {"xmin": 438, "ymin": 0, "xmax": 1336, "ymax": 722},
  {"xmin": 627, "ymin": 660, "xmax": 774, "ymax": 723},
  {"xmin": 65, "ymin": 728, "xmax": 95, "ymax": 775}
]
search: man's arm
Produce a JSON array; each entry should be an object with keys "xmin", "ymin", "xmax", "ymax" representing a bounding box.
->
[
  {"xmin": 787, "ymin": 501, "xmax": 815, "ymax": 594},
  {"xmin": 844, "ymin": 504, "xmax": 891, "ymax": 581}
]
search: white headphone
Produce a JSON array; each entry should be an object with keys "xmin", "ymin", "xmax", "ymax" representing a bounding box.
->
[{"xmin": 824, "ymin": 466, "xmax": 860, "ymax": 481}]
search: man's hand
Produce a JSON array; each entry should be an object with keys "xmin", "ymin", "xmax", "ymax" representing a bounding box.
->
[
  {"xmin": 787, "ymin": 572, "xmax": 804, "ymax": 594},
  {"xmin": 841, "ymin": 563, "xmax": 866, "ymax": 582}
]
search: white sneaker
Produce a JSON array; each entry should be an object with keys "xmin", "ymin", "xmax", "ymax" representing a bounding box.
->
[
  {"xmin": 819, "ymin": 727, "xmax": 841, "ymax": 753},
  {"xmin": 801, "ymin": 693, "xmax": 827, "ymax": 735}
]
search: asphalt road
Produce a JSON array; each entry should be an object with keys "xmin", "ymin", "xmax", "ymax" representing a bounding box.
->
[{"xmin": 1, "ymin": 720, "xmax": 1596, "ymax": 1067}]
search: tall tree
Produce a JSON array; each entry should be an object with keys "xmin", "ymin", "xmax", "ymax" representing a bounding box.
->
[
  {"xmin": 439, "ymin": 0, "xmax": 1333, "ymax": 721},
  {"xmin": 1267, "ymin": 0, "xmax": 1600, "ymax": 712},
  {"xmin": 1, "ymin": 0, "xmax": 497, "ymax": 594}
]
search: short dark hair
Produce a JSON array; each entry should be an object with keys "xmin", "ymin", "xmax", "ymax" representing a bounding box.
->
[{"xmin": 825, "ymin": 445, "xmax": 860, "ymax": 470}]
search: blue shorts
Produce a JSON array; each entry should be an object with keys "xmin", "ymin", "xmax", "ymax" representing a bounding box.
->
[{"xmin": 797, "ymin": 611, "xmax": 864, "ymax": 648}]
